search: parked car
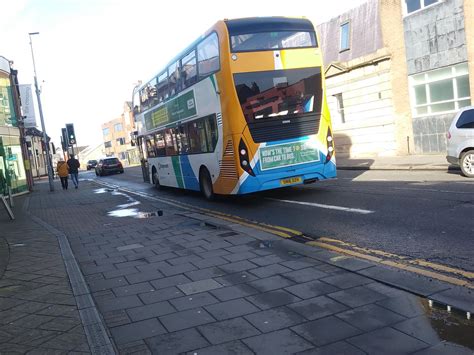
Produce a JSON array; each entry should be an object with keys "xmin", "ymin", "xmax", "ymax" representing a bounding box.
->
[
  {"xmin": 95, "ymin": 158, "xmax": 124, "ymax": 176},
  {"xmin": 86, "ymin": 160, "xmax": 98, "ymax": 170},
  {"xmin": 446, "ymin": 106, "xmax": 474, "ymax": 178}
]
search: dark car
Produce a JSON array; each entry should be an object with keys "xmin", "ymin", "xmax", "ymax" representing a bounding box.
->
[
  {"xmin": 86, "ymin": 160, "xmax": 98, "ymax": 170},
  {"xmin": 95, "ymin": 158, "xmax": 124, "ymax": 176}
]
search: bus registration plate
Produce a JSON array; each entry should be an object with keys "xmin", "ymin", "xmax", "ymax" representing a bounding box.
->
[{"xmin": 280, "ymin": 176, "xmax": 302, "ymax": 186}]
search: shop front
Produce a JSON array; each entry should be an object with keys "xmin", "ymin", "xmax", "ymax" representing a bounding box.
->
[{"xmin": 0, "ymin": 56, "xmax": 28, "ymax": 195}]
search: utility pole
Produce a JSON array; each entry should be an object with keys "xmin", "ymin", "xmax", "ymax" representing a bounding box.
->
[{"xmin": 29, "ymin": 32, "xmax": 54, "ymax": 191}]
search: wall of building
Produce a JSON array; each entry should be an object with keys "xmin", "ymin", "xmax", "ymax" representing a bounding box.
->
[
  {"xmin": 101, "ymin": 102, "xmax": 139, "ymax": 166},
  {"xmin": 403, "ymin": 0, "xmax": 470, "ymax": 153},
  {"xmin": 319, "ymin": 0, "xmax": 411, "ymax": 157},
  {"xmin": 327, "ymin": 58, "xmax": 398, "ymax": 156},
  {"xmin": 464, "ymin": 0, "xmax": 474, "ymax": 103}
]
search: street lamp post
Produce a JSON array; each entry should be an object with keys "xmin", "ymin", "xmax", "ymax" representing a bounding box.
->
[{"xmin": 29, "ymin": 32, "xmax": 54, "ymax": 192}]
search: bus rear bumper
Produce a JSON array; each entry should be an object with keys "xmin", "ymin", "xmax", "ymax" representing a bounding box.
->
[{"xmin": 236, "ymin": 161, "xmax": 337, "ymax": 195}]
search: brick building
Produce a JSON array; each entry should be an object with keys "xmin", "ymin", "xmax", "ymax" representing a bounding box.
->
[
  {"xmin": 319, "ymin": 0, "xmax": 472, "ymax": 156},
  {"xmin": 101, "ymin": 102, "xmax": 139, "ymax": 166}
]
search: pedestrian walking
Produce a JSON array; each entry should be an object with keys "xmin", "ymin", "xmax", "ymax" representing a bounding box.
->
[
  {"xmin": 67, "ymin": 155, "xmax": 80, "ymax": 189},
  {"xmin": 56, "ymin": 160, "xmax": 69, "ymax": 190}
]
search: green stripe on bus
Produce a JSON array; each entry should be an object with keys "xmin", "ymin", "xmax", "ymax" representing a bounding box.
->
[{"xmin": 172, "ymin": 156, "xmax": 184, "ymax": 188}]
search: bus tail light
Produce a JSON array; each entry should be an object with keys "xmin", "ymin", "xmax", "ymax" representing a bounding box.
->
[
  {"xmin": 239, "ymin": 139, "xmax": 255, "ymax": 176},
  {"xmin": 325, "ymin": 128, "xmax": 335, "ymax": 163},
  {"xmin": 447, "ymin": 131, "xmax": 451, "ymax": 139}
]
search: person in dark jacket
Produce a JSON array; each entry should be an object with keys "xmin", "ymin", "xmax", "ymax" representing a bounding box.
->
[{"xmin": 67, "ymin": 155, "xmax": 80, "ymax": 189}]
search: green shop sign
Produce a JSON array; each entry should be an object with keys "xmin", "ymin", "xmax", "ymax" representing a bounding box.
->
[
  {"xmin": 260, "ymin": 141, "xmax": 320, "ymax": 171},
  {"xmin": 145, "ymin": 90, "xmax": 197, "ymax": 130}
]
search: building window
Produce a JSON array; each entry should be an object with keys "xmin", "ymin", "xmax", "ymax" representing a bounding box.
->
[
  {"xmin": 114, "ymin": 123, "xmax": 123, "ymax": 132},
  {"xmin": 410, "ymin": 63, "xmax": 471, "ymax": 117},
  {"xmin": 104, "ymin": 141, "xmax": 112, "ymax": 148},
  {"xmin": 116, "ymin": 137, "xmax": 126, "ymax": 145},
  {"xmin": 334, "ymin": 93, "xmax": 345, "ymax": 123},
  {"xmin": 102, "ymin": 128, "xmax": 110, "ymax": 136},
  {"xmin": 340, "ymin": 22, "xmax": 350, "ymax": 52},
  {"xmin": 405, "ymin": 0, "xmax": 439, "ymax": 14}
]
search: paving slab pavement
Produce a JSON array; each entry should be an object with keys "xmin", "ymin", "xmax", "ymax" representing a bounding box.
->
[
  {"xmin": 336, "ymin": 154, "xmax": 458, "ymax": 171},
  {"xmin": 0, "ymin": 180, "xmax": 473, "ymax": 354}
]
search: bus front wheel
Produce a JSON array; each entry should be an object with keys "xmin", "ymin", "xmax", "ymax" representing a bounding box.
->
[
  {"xmin": 199, "ymin": 168, "xmax": 215, "ymax": 200},
  {"xmin": 152, "ymin": 167, "xmax": 161, "ymax": 189}
]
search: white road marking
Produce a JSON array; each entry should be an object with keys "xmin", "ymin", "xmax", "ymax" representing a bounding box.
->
[{"xmin": 266, "ymin": 198, "xmax": 375, "ymax": 214}]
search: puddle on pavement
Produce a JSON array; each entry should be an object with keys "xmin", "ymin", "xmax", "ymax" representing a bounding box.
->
[
  {"xmin": 108, "ymin": 209, "xmax": 164, "ymax": 219},
  {"xmin": 93, "ymin": 188, "xmax": 109, "ymax": 194},
  {"xmin": 117, "ymin": 201, "xmax": 141, "ymax": 209},
  {"xmin": 421, "ymin": 298, "xmax": 474, "ymax": 350},
  {"xmin": 108, "ymin": 208, "xmax": 140, "ymax": 218}
]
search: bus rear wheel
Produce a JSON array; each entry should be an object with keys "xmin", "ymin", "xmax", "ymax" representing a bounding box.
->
[{"xmin": 199, "ymin": 168, "xmax": 215, "ymax": 200}]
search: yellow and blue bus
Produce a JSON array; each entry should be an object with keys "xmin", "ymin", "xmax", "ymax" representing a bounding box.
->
[{"xmin": 134, "ymin": 17, "xmax": 336, "ymax": 199}]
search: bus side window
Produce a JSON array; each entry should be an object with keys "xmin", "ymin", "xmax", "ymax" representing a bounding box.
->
[
  {"xmin": 197, "ymin": 119, "xmax": 208, "ymax": 153},
  {"xmin": 197, "ymin": 33, "xmax": 220, "ymax": 81},
  {"xmin": 146, "ymin": 135, "xmax": 156, "ymax": 157},
  {"xmin": 157, "ymin": 72, "xmax": 168, "ymax": 103},
  {"xmin": 181, "ymin": 50, "xmax": 197, "ymax": 89},
  {"xmin": 155, "ymin": 132, "xmax": 166, "ymax": 157},
  {"xmin": 168, "ymin": 61, "xmax": 181, "ymax": 97},
  {"xmin": 164, "ymin": 128, "xmax": 178, "ymax": 156},
  {"xmin": 187, "ymin": 121, "xmax": 201, "ymax": 153},
  {"xmin": 177, "ymin": 125, "xmax": 190, "ymax": 154},
  {"xmin": 204, "ymin": 115, "xmax": 218, "ymax": 151},
  {"xmin": 148, "ymin": 78, "xmax": 158, "ymax": 108},
  {"xmin": 140, "ymin": 88, "xmax": 149, "ymax": 111}
]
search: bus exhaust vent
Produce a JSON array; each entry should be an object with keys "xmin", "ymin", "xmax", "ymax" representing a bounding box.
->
[
  {"xmin": 224, "ymin": 140, "xmax": 234, "ymax": 156},
  {"xmin": 248, "ymin": 115, "xmax": 319, "ymax": 143},
  {"xmin": 220, "ymin": 140, "xmax": 238, "ymax": 179},
  {"xmin": 216, "ymin": 112, "xmax": 223, "ymax": 127}
]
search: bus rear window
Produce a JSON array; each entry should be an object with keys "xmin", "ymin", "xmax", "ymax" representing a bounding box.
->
[
  {"xmin": 231, "ymin": 31, "xmax": 317, "ymax": 52},
  {"xmin": 234, "ymin": 67, "xmax": 322, "ymax": 122}
]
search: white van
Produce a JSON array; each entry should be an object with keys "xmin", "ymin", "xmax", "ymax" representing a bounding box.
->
[{"xmin": 446, "ymin": 106, "xmax": 474, "ymax": 178}]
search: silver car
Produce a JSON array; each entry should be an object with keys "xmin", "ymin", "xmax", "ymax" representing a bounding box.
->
[{"xmin": 446, "ymin": 106, "xmax": 474, "ymax": 178}]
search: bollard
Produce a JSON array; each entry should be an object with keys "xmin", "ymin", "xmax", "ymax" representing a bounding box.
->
[
  {"xmin": 1, "ymin": 195, "xmax": 14, "ymax": 220},
  {"xmin": 8, "ymin": 187, "xmax": 14, "ymax": 208}
]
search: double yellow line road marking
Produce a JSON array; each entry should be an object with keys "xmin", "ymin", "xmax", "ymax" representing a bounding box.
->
[{"xmin": 94, "ymin": 180, "xmax": 473, "ymax": 290}]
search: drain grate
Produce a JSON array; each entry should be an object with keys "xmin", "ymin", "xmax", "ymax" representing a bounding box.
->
[{"xmin": 137, "ymin": 211, "xmax": 163, "ymax": 218}]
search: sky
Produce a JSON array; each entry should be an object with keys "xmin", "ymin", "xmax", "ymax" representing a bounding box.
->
[{"xmin": 1, "ymin": 0, "xmax": 367, "ymax": 148}]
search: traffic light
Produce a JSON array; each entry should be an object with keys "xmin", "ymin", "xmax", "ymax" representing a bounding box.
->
[
  {"xmin": 65, "ymin": 123, "xmax": 76, "ymax": 145},
  {"xmin": 61, "ymin": 128, "xmax": 68, "ymax": 149}
]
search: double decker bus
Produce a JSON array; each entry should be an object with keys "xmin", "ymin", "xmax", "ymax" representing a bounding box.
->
[{"xmin": 134, "ymin": 17, "xmax": 336, "ymax": 199}]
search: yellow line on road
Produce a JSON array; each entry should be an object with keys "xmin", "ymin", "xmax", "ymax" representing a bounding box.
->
[
  {"xmin": 409, "ymin": 259, "xmax": 474, "ymax": 280},
  {"xmin": 317, "ymin": 237, "xmax": 474, "ymax": 280},
  {"xmin": 318, "ymin": 237, "xmax": 408, "ymax": 260},
  {"xmin": 307, "ymin": 241, "xmax": 473, "ymax": 289},
  {"xmin": 204, "ymin": 213, "xmax": 293, "ymax": 238}
]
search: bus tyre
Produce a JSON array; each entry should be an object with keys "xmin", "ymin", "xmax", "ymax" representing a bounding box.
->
[
  {"xmin": 200, "ymin": 168, "xmax": 215, "ymax": 200},
  {"xmin": 460, "ymin": 150, "xmax": 474, "ymax": 178},
  {"xmin": 152, "ymin": 167, "xmax": 161, "ymax": 189}
]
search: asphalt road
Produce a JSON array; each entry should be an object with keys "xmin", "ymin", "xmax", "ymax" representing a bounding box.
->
[{"xmin": 81, "ymin": 167, "xmax": 474, "ymax": 272}]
